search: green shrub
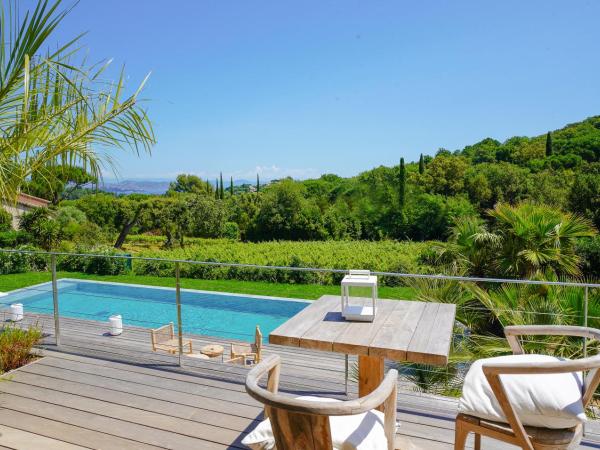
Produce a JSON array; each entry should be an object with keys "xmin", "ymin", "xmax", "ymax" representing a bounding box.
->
[
  {"xmin": 57, "ymin": 245, "xmax": 129, "ymax": 275},
  {"xmin": 0, "ymin": 324, "xmax": 42, "ymax": 373},
  {"xmin": 0, "ymin": 245, "xmax": 46, "ymax": 274},
  {"xmin": 0, "ymin": 209, "xmax": 12, "ymax": 231},
  {"xmin": 0, "ymin": 230, "xmax": 31, "ymax": 248},
  {"xmin": 222, "ymin": 222, "xmax": 240, "ymax": 240}
]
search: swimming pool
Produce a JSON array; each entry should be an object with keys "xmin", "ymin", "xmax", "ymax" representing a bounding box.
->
[{"xmin": 1, "ymin": 279, "xmax": 309, "ymax": 342}]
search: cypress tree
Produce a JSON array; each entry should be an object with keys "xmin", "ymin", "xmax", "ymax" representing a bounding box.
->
[
  {"xmin": 545, "ymin": 131, "xmax": 553, "ymax": 157},
  {"xmin": 419, "ymin": 153, "xmax": 425, "ymax": 174},
  {"xmin": 219, "ymin": 172, "xmax": 224, "ymax": 199},
  {"xmin": 256, "ymin": 174, "xmax": 260, "ymax": 193},
  {"xmin": 215, "ymin": 178, "xmax": 219, "ymax": 199},
  {"xmin": 399, "ymin": 157, "xmax": 406, "ymax": 210},
  {"xmin": 206, "ymin": 180, "xmax": 211, "ymax": 193},
  {"xmin": 230, "ymin": 176, "xmax": 234, "ymax": 196}
]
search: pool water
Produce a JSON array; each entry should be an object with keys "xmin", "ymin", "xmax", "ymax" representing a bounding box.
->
[{"xmin": 1, "ymin": 279, "xmax": 308, "ymax": 342}]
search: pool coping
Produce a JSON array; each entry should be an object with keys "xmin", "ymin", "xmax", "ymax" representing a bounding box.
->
[{"xmin": 1, "ymin": 277, "xmax": 312, "ymax": 304}]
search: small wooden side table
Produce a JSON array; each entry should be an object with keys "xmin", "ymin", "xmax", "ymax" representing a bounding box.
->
[{"xmin": 201, "ymin": 344, "xmax": 225, "ymax": 361}]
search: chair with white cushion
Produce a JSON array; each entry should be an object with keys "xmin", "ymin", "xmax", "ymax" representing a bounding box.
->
[
  {"xmin": 244, "ymin": 354, "xmax": 398, "ymax": 450},
  {"xmin": 456, "ymin": 325, "xmax": 600, "ymax": 450}
]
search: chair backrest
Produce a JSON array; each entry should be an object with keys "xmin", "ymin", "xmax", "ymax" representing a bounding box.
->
[
  {"xmin": 480, "ymin": 325, "xmax": 600, "ymax": 450},
  {"xmin": 255, "ymin": 325, "xmax": 263, "ymax": 361},
  {"xmin": 246, "ymin": 354, "xmax": 398, "ymax": 450},
  {"xmin": 151, "ymin": 322, "xmax": 174, "ymax": 349}
]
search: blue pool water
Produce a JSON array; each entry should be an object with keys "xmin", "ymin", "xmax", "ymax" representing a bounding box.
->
[{"xmin": 1, "ymin": 280, "xmax": 308, "ymax": 342}]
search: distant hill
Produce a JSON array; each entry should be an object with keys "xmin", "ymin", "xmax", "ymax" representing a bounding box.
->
[
  {"xmin": 99, "ymin": 180, "xmax": 171, "ymax": 195},
  {"xmin": 99, "ymin": 178, "xmax": 260, "ymax": 195}
]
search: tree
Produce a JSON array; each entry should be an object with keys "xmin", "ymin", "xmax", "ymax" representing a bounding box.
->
[
  {"xmin": 545, "ymin": 131, "xmax": 553, "ymax": 157},
  {"xmin": 419, "ymin": 154, "xmax": 425, "ymax": 174},
  {"xmin": 19, "ymin": 208, "xmax": 60, "ymax": 250},
  {"xmin": 219, "ymin": 172, "xmax": 224, "ymax": 199},
  {"xmin": 256, "ymin": 174, "xmax": 260, "ymax": 192},
  {"xmin": 488, "ymin": 203, "xmax": 595, "ymax": 278},
  {"xmin": 568, "ymin": 163, "xmax": 600, "ymax": 229},
  {"xmin": 157, "ymin": 198, "xmax": 192, "ymax": 247},
  {"xmin": 421, "ymin": 155, "xmax": 469, "ymax": 196},
  {"xmin": 114, "ymin": 199, "xmax": 148, "ymax": 248},
  {"xmin": 26, "ymin": 166, "xmax": 96, "ymax": 204},
  {"xmin": 398, "ymin": 158, "xmax": 406, "ymax": 210},
  {"xmin": 168, "ymin": 174, "xmax": 206, "ymax": 195},
  {"xmin": 0, "ymin": 209, "xmax": 12, "ymax": 231},
  {"xmin": 0, "ymin": 0, "xmax": 155, "ymax": 205},
  {"xmin": 215, "ymin": 178, "xmax": 219, "ymax": 199},
  {"xmin": 230, "ymin": 177, "xmax": 234, "ymax": 196},
  {"xmin": 250, "ymin": 179, "xmax": 326, "ymax": 241}
]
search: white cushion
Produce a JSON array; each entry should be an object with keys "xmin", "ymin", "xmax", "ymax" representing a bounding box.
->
[
  {"xmin": 459, "ymin": 354, "xmax": 586, "ymax": 429},
  {"xmin": 242, "ymin": 396, "xmax": 388, "ymax": 450}
]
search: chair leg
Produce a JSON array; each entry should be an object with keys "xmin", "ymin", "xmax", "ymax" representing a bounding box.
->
[
  {"xmin": 454, "ymin": 418, "xmax": 469, "ymax": 450},
  {"xmin": 474, "ymin": 433, "xmax": 481, "ymax": 450}
]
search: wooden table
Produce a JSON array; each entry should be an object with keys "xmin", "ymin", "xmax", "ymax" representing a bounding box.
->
[
  {"xmin": 201, "ymin": 344, "xmax": 225, "ymax": 360},
  {"xmin": 270, "ymin": 295, "xmax": 456, "ymax": 398}
]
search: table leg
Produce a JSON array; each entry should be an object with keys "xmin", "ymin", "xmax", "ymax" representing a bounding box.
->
[{"xmin": 358, "ymin": 355, "xmax": 384, "ymax": 409}]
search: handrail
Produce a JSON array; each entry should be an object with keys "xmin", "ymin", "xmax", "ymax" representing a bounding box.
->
[{"xmin": 1, "ymin": 248, "xmax": 599, "ymax": 288}]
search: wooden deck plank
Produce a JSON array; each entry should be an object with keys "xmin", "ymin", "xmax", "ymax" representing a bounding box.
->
[
  {"xmin": 0, "ymin": 393, "xmax": 239, "ymax": 450},
  {"xmin": 0, "ymin": 424, "xmax": 89, "ymax": 450},
  {"xmin": 11, "ymin": 369, "xmax": 262, "ymax": 421},
  {"xmin": 22, "ymin": 359, "xmax": 257, "ymax": 408},
  {"xmin": 0, "ymin": 409, "xmax": 163, "ymax": 450},
  {"xmin": 2, "ymin": 371, "xmax": 258, "ymax": 432},
  {"xmin": 0, "ymin": 382, "xmax": 247, "ymax": 445}
]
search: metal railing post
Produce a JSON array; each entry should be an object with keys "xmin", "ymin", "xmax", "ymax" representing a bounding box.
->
[
  {"xmin": 175, "ymin": 262, "xmax": 184, "ymax": 367},
  {"xmin": 584, "ymin": 286, "xmax": 589, "ymax": 358},
  {"xmin": 51, "ymin": 254, "xmax": 60, "ymax": 347}
]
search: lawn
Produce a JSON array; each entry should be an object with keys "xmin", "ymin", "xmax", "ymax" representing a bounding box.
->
[{"xmin": 0, "ymin": 271, "xmax": 417, "ymax": 300}]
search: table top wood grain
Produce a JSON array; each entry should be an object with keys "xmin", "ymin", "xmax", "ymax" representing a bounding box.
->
[{"xmin": 270, "ymin": 296, "xmax": 456, "ymax": 366}]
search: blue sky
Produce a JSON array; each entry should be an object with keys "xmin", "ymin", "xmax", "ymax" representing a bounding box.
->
[{"xmin": 49, "ymin": 1, "xmax": 600, "ymax": 181}]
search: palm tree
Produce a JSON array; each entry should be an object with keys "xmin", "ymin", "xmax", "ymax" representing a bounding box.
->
[
  {"xmin": 472, "ymin": 280, "xmax": 600, "ymax": 359},
  {"xmin": 430, "ymin": 215, "xmax": 501, "ymax": 277},
  {"xmin": 489, "ymin": 203, "xmax": 596, "ymax": 278},
  {"xmin": 0, "ymin": 0, "xmax": 155, "ymax": 204}
]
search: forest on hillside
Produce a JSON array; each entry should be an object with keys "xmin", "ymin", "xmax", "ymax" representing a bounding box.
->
[
  {"xmin": 2, "ymin": 115, "xmax": 600, "ymax": 280},
  {"xmin": 14, "ymin": 115, "xmax": 600, "ymax": 240}
]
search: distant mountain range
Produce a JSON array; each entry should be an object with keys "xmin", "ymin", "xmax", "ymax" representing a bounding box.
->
[{"xmin": 99, "ymin": 178, "xmax": 259, "ymax": 195}]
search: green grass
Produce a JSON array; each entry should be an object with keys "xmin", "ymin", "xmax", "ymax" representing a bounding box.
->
[{"xmin": 0, "ymin": 271, "xmax": 416, "ymax": 300}]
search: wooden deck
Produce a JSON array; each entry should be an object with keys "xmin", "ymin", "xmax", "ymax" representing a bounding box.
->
[{"xmin": 2, "ymin": 310, "xmax": 600, "ymax": 449}]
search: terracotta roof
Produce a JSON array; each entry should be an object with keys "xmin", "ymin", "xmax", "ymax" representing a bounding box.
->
[{"xmin": 17, "ymin": 193, "xmax": 51, "ymax": 207}]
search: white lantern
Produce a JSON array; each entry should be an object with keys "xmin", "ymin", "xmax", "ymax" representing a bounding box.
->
[
  {"xmin": 10, "ymin": 303, "xmax": 24, "ymax": 322},
  {"xmin": 341, "ymin": 270, "xmax": 378, "ymax": 322},
  {"xmin": 109, "ymin": 314, "xmax": 123, "ymax": 336}
]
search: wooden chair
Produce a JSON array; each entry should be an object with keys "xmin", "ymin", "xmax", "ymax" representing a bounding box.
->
[
  {"xmin": 150, "ymin": 322, "xmax": 193, "ymax": 355},
  {"xmin": 245, "ymin": 354, "xmax": 398, "ymax": 450},
  {"xmin": 455, "ymin": 325, "xmax": 600, "ymax": 450},
  {"xmin": 231, "ymin": 325, "xmax": 262, "ymax": 364}
]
